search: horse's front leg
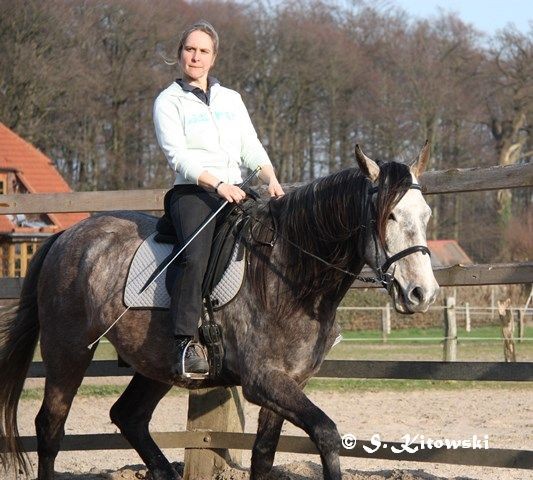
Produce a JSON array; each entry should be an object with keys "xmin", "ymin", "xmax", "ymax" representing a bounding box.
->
[
  {"xmin": 243, "ymin": 370, "xmax": 341, "ymax": 480},
  {"xmin": 110, "ymin": 373, "xmax": 177, "ymax": 480},
  {"xmin": 250, "ymin": 406, "xmax": 284, "ymax": 479}
]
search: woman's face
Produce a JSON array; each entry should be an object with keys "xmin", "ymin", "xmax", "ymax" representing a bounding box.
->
[{"xmin": 179, "ymin": 30, "xmax": 216, "ymax": 86}]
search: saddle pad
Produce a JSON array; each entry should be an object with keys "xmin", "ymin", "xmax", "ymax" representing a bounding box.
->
[{"xmin": 124, "ymin": 233, "xmax": 245, "ymax": 310}]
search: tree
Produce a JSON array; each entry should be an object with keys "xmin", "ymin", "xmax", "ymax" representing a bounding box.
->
[{"xmin": 484, "ymin": 27, "xmax": 532, "ymax": 220}]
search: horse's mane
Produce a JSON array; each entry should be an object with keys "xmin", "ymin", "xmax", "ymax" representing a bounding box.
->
[{"xmin": 248, "ymin": 161, "xmax": 413, "ymax": 317}]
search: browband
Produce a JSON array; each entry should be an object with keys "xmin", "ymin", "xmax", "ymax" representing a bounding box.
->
[{"xmin": 369, "ymin": 184, "xmax": 422, "ymax": 195}]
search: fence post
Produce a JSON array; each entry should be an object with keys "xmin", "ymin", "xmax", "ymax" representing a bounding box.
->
[
  {"xmin": 443, "ymin": 296, "xmax": 457, "ymax": 362},
  {"xmin": 498, "ymin": 299, "xmax": 516, "ymax": 362},
  {"xmin": 465, "ymin": 302, "xmax": 471, "ymax": 332},
  {"xmin": 517, "ymin": 308, "xmax": 524, "ymax": 343},
  {"xmin": 381, "ymin": 303, "xmax": 391, "ymax": 343},
  {"xmin": 183, "ymin": 386, "xmax": 244, "ymax": 479},
  {"xmin": 491, "ymin": 287, "xmax": 495, "ymax": 320}
]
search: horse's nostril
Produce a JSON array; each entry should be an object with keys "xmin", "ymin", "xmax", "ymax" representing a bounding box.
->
[{"xmin": 411, "ymin": 286, "xmax": 424, "ymax": 304}]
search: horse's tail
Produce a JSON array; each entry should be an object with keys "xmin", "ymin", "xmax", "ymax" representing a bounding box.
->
[{"xmin": 0, "ymin": 231, "xmax": 63, "ymax": 476}]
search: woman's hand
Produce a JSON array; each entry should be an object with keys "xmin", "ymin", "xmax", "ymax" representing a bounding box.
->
[
  {"xmin": 258, "ymin": 164, "xmax": 285, "ymax": 198},
  {"xmin": 197, "ymin": 171, "xmax": 246, "ymax": 203},
  {"xmin": 267, "ymin": 179, "xmax": 285, "ymax": 197},
  {"xmin": 216, "ymin": 182, "xmax": 247, "ymax": 203}
]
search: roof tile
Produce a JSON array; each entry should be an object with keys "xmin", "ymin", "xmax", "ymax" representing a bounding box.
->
[{"xmin": 0, "ymin": 123, "xmax": 89, "ymax": 232}]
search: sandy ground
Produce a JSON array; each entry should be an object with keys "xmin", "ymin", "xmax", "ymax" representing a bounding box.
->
[{"xmin": 10, "ymin": 378, "xmax": 532, "ymax": 480}]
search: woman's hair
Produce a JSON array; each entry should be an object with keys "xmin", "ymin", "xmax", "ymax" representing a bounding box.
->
[{"xmin": 164, "ymin": 20, "xmax": 219, "ymax": 65}]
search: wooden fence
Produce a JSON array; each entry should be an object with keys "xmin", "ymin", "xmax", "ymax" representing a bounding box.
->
[
  {"xmin": 15, "ymin": 359, "xmax": 533, "ymax": 472},
  {"xmin": 1, "ymin": 162, "xmax": 533, "ymax": 475}
]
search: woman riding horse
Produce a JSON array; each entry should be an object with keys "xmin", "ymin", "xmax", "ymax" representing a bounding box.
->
[
  {"xmin": 153, "ymin": 21, "xmax": 284, "ymax": 378},
  {"xmin": 0, "ymin": 144, "xmax": 438, "ymax": 480}
]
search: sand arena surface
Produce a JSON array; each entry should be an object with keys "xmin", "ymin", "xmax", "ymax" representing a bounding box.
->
[{"xmin": 13, "ymin": 385, "xmax": 533, "ymax": 480}]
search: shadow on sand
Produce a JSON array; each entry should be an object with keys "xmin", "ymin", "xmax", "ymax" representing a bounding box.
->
[{"xmin": 52, "ymin": 461, "xmax": 480, "ymax": 480}]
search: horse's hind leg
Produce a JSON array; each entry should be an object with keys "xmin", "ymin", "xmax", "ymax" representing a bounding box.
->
[
  {"xmin": 35, "ymin": 349, "xmax": 95, "ymax": 480},
  {"xmin": 109, "ymin": 373, "xmax": 175, "ymax": 480},
  {"xmin": 244, "ymin": 371, "xmax": 341, "ymax": 480},
  {"xmin": 250, "ymin": 407, "xmax": 284, "ymax": 480}
]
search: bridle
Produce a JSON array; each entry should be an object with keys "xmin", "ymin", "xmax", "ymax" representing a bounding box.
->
[
  {"xmin": 369, "ymin": 183, "xmax": 431, "ymax": 291},
  {"xmin": 245, "ymin": 181, "xmax": 431, "ymax": 290}
]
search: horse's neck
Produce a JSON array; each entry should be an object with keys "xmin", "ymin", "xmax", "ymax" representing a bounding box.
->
[{"xmin": 271, "ymin": 222, "xmax": 364, "ymax": 318}]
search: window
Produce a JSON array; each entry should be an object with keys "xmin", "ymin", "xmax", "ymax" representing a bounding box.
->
[
  {"xmin": 14, "ymin": 257, "xmax": 21, "ymax": 277},
  {"xmin": 0, "ymin": 173, "xmax": 6, "ymax": 194},
  {"xmin": 0, "ymin": 241, "xmax": 40, "ymax": 277},
  {"xmin": 23, "ymin": 242, "xmax": 38, "ymax": 276},
  {"xmin": 0, "ymin": 244, "xmax": 7, "ymax": 277}
]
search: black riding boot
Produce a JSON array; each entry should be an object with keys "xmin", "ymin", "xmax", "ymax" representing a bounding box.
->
[{"xmin": 172, "ymin": 336, "xmax": 209, "ymax": 376}]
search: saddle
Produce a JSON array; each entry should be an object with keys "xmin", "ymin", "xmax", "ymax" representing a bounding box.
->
[
  {"xmin": 123, "ymin": 190, "xmax": 259, "ymax": 378},
  {"xmin": 124, "ymin": 193, "xmax": 257, "ymax": 311},
  {"xmin": 155, "ymin": 197, "xmax": 254, "ymax": 306}
]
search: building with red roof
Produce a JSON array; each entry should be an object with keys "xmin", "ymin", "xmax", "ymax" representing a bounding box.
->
[
  {"xmin": 0, "ymin": 123, "xmax": 89, "ymax": 276},
  {"xmin": 427, "ymin": 239, "xmax": 472, "ymax": 267}
]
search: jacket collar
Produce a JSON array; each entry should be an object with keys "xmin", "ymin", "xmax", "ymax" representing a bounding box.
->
[{"xmin": 172, "ymin": 77, "xmax": 220, "ymax": 104}]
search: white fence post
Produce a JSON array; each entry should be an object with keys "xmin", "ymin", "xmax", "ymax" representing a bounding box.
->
[
  {"xmin": 465, "ymin": 302, "xmax": 471, "ymax": 332},
  {"xmin": 517, "ymin": 309, "xmax": 525, "ymax": 343},
  {"xmin": 381, "ymin": 303, "xmax": 391, "ymax": 343},
  {"xmin": 443, "ymin": 296, "xmax": 457, "ymax": 362}
]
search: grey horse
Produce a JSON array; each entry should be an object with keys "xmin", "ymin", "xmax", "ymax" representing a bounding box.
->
[{"xmin": 0, "ymin": 146, "xmax": 438, "ymax": 479}]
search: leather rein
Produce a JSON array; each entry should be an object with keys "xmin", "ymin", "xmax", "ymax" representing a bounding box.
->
[{"xmin": 243, "ymin": 183, "xmax": 430, "ymax": 290}]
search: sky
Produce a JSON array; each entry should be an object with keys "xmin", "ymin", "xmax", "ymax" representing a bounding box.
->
[{"xmin": 389, "ymin": 0, "xmax": 532, "ymax": 35}]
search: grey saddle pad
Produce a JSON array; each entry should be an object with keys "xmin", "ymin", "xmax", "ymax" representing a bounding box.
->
[{"xmin": 124, "ymin": 232, "xmax": 246, "ymax": 310}]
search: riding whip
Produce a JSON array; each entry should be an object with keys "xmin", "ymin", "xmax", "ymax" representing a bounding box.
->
[
  {"xmin": 87, "ymin": 166, "xmax": 261, "ymax": 349},
  {"xmin": 138, "ymin": 165, "xmax": 262, "ymax": 294}
]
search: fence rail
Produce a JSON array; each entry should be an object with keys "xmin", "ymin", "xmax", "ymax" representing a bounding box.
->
[
  {"xmin": 9, "ymin": 431, "xmax": 531, "ymax": 469},
  {"xmin": 19, "ymin": 358, "xmax": 533, "ymax": 471},
  {"xmin": 0, "ymin": 163, "xmax": 531, "ymax": 215},
  {"xmin": 2, "ymin": 262, "xmax": 532, "ymax": 298},
  {"xmin": 27, "ymin": 359, "xmax": 533, "ymax": 382}
]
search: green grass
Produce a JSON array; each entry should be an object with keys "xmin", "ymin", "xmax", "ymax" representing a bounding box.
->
[
  {"xmin": 340, "ymin": 325, "xmax": 533, "ymax": 341},
  {"xmin": 21, "ymin": 384, "xmax": 189, "ymax": 400},
  {"xmin": 304, "ymin": 378, "xmax": 533, "ymax": 392},
  {"xmin": 31, "ymin": 326, "xmax": 533, "ymax": 363},
  {"xmin": 328, "ymin": 326, "xmax": 533, "ymax": 362},
  {"xmin": 22, "ymin": 385, "xmax": 124, "ymax": 400},
  {"xmin": 20, "ymin": 379, "xmax": 532, "ymax": 400},
  {"xmin": 32, "ymin": 341, "xmax": 118, "ymax": 362},
  {"xmin": 26, "ymin": 325, "xmax": 532, "ymax": 397}
]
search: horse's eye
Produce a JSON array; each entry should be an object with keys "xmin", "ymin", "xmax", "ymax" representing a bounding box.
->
[{"xmin": 388, "ymin": 212, "xmax": 397, "ymax": 222}]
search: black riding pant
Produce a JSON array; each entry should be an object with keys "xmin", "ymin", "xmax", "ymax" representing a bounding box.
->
[{"xmin": 166, "ymin": 185, "xmax": 227, "ymax": 338}]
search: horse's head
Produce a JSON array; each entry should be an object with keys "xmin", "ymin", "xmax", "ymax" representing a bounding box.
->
[{"xmin": 355, "ymin": 142, "xmax": 439, "ymax": 313}]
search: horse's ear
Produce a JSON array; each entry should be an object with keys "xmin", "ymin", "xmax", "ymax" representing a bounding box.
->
[
  {"xmin": 355, "ymin": 144, "xmax": 380, "ymax": 182},
  {"xmin": 410, "ymin": 140, "xmax": 431, "ymax": 177}
]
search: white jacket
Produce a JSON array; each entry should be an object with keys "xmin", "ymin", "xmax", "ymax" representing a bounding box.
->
[{"xmin": 153, "ymin": 82, "xmax": 272, "ymax": 185}]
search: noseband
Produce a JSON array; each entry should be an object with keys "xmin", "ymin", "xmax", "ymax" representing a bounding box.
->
[{"xmin": 369, "ymin": 183, "xmax": 431, "ymax": 291}]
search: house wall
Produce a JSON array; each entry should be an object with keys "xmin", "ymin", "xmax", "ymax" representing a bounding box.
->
[{"xmin": 0, "ymin": 240, "xmax": 40, "ymax": 277}]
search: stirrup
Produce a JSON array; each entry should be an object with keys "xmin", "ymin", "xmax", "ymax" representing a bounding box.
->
[{"xmin": 181, "ymin": 339, "xmax": 209, "ymax": 380}]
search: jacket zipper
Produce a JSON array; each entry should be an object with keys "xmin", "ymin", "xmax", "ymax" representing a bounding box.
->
[{"xmin": 184, "ymin": 90, "xmax": 235, "ymax": 182}]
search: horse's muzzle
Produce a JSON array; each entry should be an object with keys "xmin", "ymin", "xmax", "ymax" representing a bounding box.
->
[{"xmin": 391, "ymin": 280, "xmax": 440, "ymax": 314}]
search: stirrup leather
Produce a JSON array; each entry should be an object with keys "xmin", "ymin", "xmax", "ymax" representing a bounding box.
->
[{"xmin": 181, "ymin": 339, "xmax": 209, "ymax": 380}]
